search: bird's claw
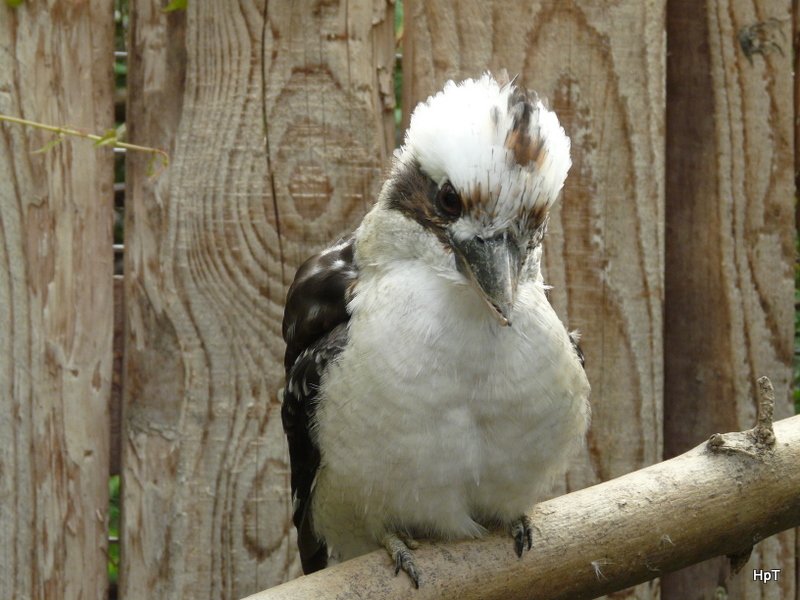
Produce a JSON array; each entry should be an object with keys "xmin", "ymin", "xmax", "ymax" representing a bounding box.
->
[
  {"xmin": 383, "ymin": 533, "xmax": 420, "ymax": 588},
  {"xmin": 510, "ymin": 514, "xmax": 533, "ymax": 558}
]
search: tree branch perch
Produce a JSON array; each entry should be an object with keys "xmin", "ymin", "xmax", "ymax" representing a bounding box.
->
[{"xmin": 246, "ymin": 384, "xmax": 800, "ymax": 600}]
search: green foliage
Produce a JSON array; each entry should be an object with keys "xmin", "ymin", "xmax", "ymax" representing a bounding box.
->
[
  {"xmin": 114, "ymin": 59, "xmax": 128, "ymax": 92},
  {"xmin": 32, "ymin": 135, "xmax": 64, "ymax": 154},
  {"xmin": 394, "ymin": 67, "xmax": 402, "ymax": 131},
  {"xmin": 395, "ymin": 0, "xmax": 403, "ymax": 38},
  {"xmin": 114, "ymin": 1, "xmax": 129, "ymax": 92},
  {"xmin": 108, "ymin": 475, "xmax": 121, "ymax": 584},
  {"xmin": 163, "ymin": 0, "xmax": 187, "ymax": 13},
  {"xmin": 109, "ymin": 1, "xmax": 127, "ymax": 587},
  {"xmin": 394, "ymin": 0, "xmax": 404, "ymax": 138},
  {"xmin": 94, "ymin": 129, "xmax": 119, "ymax": 148},
  {"xmin": 5, "ymin": 0, "xmax": 24, "ymax": 7}
]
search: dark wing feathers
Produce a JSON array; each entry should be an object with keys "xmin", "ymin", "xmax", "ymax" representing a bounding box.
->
[
  {"xmin": 281, "ymin": 235, "xmax": 357, "ymax": 574},
  {"xmin": 283, "ymin": 235, "xmax": 356, "ymax": 370},
  {"xmin": 568, "ymin": 331, "xmax": 585, "ymax": 368}
]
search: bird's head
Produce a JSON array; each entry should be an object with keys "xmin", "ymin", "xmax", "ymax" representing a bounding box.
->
[{"xmin": 367, "ymin": 73, "xmax": 571, "ymax": 326}]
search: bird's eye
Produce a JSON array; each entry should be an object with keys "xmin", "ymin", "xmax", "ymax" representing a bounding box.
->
[{"xmin": 435, "ymin": 182, "xmax": 463, "ymax": 219}]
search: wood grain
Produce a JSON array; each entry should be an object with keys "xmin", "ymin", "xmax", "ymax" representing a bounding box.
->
[
  {"xmin": 121, "ymin": 1, "xmax": 394, "ymax": 598},
  {"xmin": 403, "ymin": 2, "xmax": 664, "ymax": 598},
  {"xmin": 664, "ymin": 1, "xmax": 797, "ymax": 598},
  {"xmin": 0, "ymin": 3, "xmax": 114, "ymax": 599}
]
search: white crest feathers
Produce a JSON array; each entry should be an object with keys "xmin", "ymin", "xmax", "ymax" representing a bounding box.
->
[{"xmin": 397, "ymin": 73, "xmax": 571, "ymax": 220}]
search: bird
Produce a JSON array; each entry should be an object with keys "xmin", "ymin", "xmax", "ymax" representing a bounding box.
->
[{"xmin": 281, "ymin": 72, "xmax": 591, "ymax": 588}]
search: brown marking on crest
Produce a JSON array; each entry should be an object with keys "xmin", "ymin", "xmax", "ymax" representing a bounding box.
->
[
  {"xmin": 506, "ymin": 129, "xmax": 545, "ymax": 168},
  {"xmin": 461, "ymin": 189, "xmax": 480, "ymax": 215},
  {"xmin": 463, "ymin": 184, "xmax": 493, "ymax": 217},
  {"xmin": 511, "ymin": 183, "xmax": 551, "ymax": 236},
  {"xmin": 505, "ymin": 86, "xmax": 545, "ymax": 168},
  {"xmin": 527, "ymin": 201, "xmax": 549, "ymax": 229}
]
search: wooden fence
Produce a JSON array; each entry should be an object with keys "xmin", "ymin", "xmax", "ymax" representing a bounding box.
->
[{"xmin": 0, "ymin": 1, "xmax": 796, "ymax": 599}]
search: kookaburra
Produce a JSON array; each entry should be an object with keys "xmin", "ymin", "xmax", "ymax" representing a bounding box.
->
[{"xmin": 281, "ymin": 73, "xmax": 590, "ymax": 587}]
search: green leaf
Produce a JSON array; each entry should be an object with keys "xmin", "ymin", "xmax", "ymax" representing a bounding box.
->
[
  {"xmin": 108, "ymin": 475, "xmax": 120, "ymax": 537},
  {"xmin": 107, "ymin": 475, "xmax": 121, "ymax": 584},
  {"xmin": 94, "ymin": 129, "xmax": 118, "ymax": 147},
  {"xmin": 32, "ymin": 135, "xmax": 64, "ymax": 154},
  {"xmin": 162, "ymin": 0, "xmax": 187, "ymax": 12},
  {"xmin": 144, "ymin": 152, "xmax": 169, "ymax": 178},
  {"xmin": 395, "ymin": 0, "xmax": 403, "ymax": 37},
  {"xmin": 5, "ymin": 0, "xmax": 25, "ymax": 8},
  {"xmin": 107, "ymin": 541, "xmax": 119, "ymax": 584}
]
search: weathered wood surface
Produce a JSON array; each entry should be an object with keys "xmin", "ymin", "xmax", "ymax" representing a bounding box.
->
[
  {"xmin": 404, "ymin": 3, "xmax": 665, "ymax": 597},
  {"xmin": 664, "ymin": 1, "xmax": 797, "ymax": 598},
  {"xmin": 0, "ymin": 3, "xmax": 114, "ymax": 600},
  {"xmin": 121, "ymin": 1, "xmax": 394, "ymax": 598}
]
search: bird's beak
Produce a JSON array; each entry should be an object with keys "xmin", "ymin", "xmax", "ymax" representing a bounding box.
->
[{"xmin": 451, "ymin": 231, "xmax": 522, "ymax": 327}]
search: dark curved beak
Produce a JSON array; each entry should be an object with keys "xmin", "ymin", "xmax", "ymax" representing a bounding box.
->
[{"xmin": 451, "ymin": 231, "xmax": 522, "ymax": 326}]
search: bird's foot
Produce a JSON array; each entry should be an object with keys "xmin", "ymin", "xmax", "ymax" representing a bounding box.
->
[
  {"xmin": 510, "ymin": 514, "xmax": 533, "ymax": 558},
  {"xmin": 383, "ymin": 532, "xmax": 420, "ymax": 588}
]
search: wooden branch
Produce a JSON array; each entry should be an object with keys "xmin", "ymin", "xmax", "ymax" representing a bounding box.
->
[{"xmin": 245, "ymin": 408, "xmax": 800, "ymax": 599}]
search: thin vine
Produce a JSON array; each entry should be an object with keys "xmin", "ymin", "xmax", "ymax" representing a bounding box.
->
[{"xmin": 0, "ymin": 114, "xmax": 169, "ymax": 177}]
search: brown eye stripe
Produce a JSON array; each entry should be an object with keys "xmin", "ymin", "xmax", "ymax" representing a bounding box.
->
[
  {"xmin": 386, "ymin": 161, "xmax": 452, "ymax": 248},
  {"xmin": 387, "ymin": 159, "xmax": 550, "ymax": 243}
]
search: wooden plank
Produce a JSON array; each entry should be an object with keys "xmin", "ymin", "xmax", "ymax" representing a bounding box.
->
[
  {"xmin": 0, "ymin": 3, "xmax": 114, "ymax": 600},
  {"xmin": 120, "ymin": 1, "xmax": 394, "ymax": 598},
  {"xmin": 663, "ymin": 1, "xmax": 797, "ymax": 598},
  {"xmin": 404, "ymin": 2, "xmax": 664, "ymax": 597}
]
